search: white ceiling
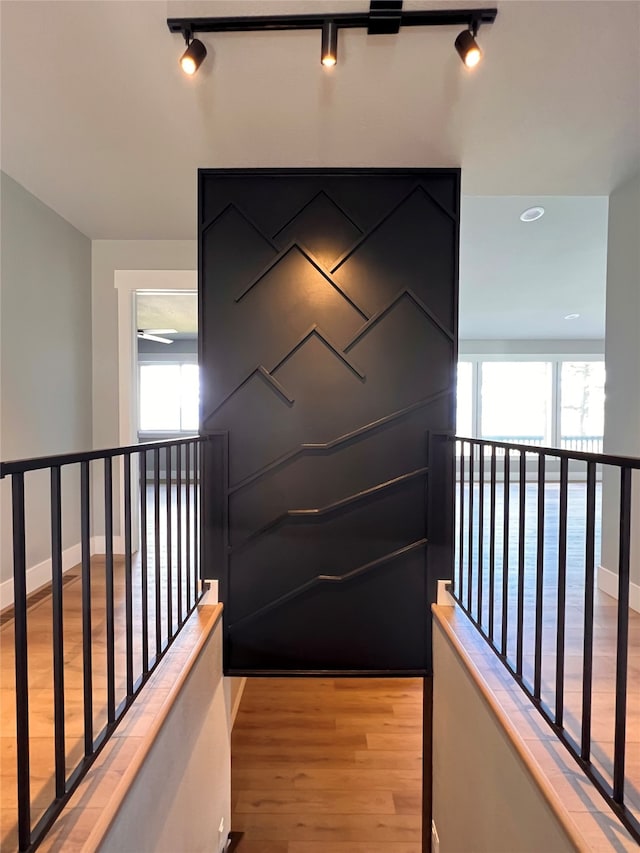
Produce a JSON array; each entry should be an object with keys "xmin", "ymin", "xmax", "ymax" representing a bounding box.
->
[
  {"xmin": 460, "ymin": 196, "xmax": 609, "ymax": 339},
  {"xmin": 137, "ymin": 292, "xmax": 198, "ymax": 334},
  {"xmin": 1, "ymin": 1, "xmax": 637, "ymax": 340}
]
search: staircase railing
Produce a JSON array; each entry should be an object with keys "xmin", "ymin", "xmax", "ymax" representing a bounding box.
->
[
  {"xmin": 451, "ymin": 435, "xmax": 640, "ymax": 843},
  {"xmin": 0, "ymin": 436, "xmax": 207, "ymax": 852}
]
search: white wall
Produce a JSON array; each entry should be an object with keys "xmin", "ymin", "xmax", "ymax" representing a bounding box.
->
[
  {"xmin": 91, "ymin": 241, "xmax": 196, "ymax": 451},
  {"xmin": 96, "ymin": 609, "xmax": 231, "ymax": 853},
  {"xmin": 459, "ymin": 339, "xmax": 604, "ymax": 356},
  {"xmin": 91, "ymin": 242, "xmax": 196, "ymax": 539},
  {"xmin": 0, "ymin": 172, "xmax": 92, "ymax": 591},
  {"xmin": 601, "ymin": 171, "xmax": 640, "ymax": 596},
  {"xmin": 433, "ymin": 618, "xmax": 578, "ymax": 853}
]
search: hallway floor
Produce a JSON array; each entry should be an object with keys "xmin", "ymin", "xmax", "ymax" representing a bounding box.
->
[{"xmin": 231, "ymin": 676, "xmax": 423, "ymax": 853}]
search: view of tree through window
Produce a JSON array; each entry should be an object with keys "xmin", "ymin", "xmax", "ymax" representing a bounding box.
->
[{"xmin": 561, "ymin": 361, "xmax": 605, "ymax": 450}]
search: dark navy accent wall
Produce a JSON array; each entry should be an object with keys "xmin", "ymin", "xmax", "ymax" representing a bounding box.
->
[{"xmin": 199, "ymin": 169, "xmax": 459, "ymax": 675}]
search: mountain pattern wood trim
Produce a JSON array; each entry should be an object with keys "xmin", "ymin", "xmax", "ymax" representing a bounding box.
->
[{"xmin": 199, "ymin": 169, "xmax": 459, "ymax": 672}]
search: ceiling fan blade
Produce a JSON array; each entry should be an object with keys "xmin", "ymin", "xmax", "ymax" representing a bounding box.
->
[
  {"xmin": 142, "ymin": 328, "xmax": 178, "ymax": 334},
  {"xmin": 137, "ymin": 331, "xmax": 174, "ymax": 344}
]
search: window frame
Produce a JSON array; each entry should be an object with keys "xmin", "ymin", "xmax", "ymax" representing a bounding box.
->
[{"xmin": 457, "ymin": 352, "xmax": 605, "ymax": 447}]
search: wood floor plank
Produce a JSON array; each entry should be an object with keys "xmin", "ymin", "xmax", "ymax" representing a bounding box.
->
[
  {"xmin": 232, "ymin": 731, "xmax": 367, "ymax": 749},
  {"xmin": 335, "ymin": 715, "xmax": 422, "ymax": 733},
  {"xmin": 393, "ymin": 792, "xmax": 423, "ymax": 815},
  {"xmin": 365, "ymin": 733, "xmax": 422, "ymax": 751},
  {"xmin": 334, "ymin": 677, "xmax": 421, "ymax": 691},
  {"xmin": 234, "ymin": 788, "xmax": 396, "ymax": 815},
  {"xmin": 288, "ymin": 844, "xmax": 421, "ymax": 853},
  {"xmin": 232, "ymin": 746, "xmax": 360, "ymax": 768},
  {"xmin": 233, "ymin": 843, "xmax": 287, "ymax": 853},
  {"xmin": 232, "ymin": 767, "xmax": 422, "ymax": 792},
  {"xmin": 296, "ymin": 767, "xmax": 421, "ymax": 791},
  {"xmin": 232, "ymin": 813, "xmax": 422, "ymax": 842},
  {"xmin": 353, "ymin": 750, "xmax": 422, "ymax": 769},
  {"xmin": 234, "ymin": 712, "xmax": 336, "ymax": 730}
]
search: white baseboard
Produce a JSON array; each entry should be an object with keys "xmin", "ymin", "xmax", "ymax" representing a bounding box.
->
[
  {"xmin": 90, "ymin": 535, "xmax": 126, "ymax": 555},
  {"xmin": 0, "ymin": 536, "xmax": 125, "ymax": 611},
  {"xmin": 1, "ymin": 542, "xmax": 82, "ymax": 610},
  {"xmin": 598, "ymin": 565, "xmax": 640, "ymax": 614}
]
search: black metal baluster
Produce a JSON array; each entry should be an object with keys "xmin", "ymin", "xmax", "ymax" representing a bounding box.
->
[
  {"xmin": 458, "ymin": 441, "xmax": 465, "ymax": 600},
  {"xmin": 581, "ymin": 461, "xmax": 596, "ymax": 761},
  {"xmin": 534, "ymin": 454, "xmax": 545, "ymax": 700},
  {"xmin": 555, "ymin": 457, "xmax": 568, "ymax": 727},
  {"xmin": 477, "ymin": 446, "xmax": 485, "ymax": 626},
  {"xmin": 80, "ymin": 461, "xmax": 93, "ymax": 756},
  {"xmin": 186, "ymin": 442, "xmax": 192, "ymax": 610},
  {"xmin": 467, "ymin": 442, "xmax": 475, "ymax": 613},
  {"xmin": 193, "ymin": 441, "xmax": 202, "ymax": 604},
  {"xmin": 488, "ymin": 447, "xmax": 497, "ymax": 642},
  {"xmin": 12, "ymin": 472, "xmax": 31, "ymax": 851},
  {"xmin": 177, "ymin": 444, "xmax": 183, "ymax": 624},
  {"xmin": 192, "ymin": 441, "xmax": 197, "ymax": 599},
  {"xmin": 166, "ymin": 446, "xmax": 173, "ymax": 637},
  {"xmin": 104, "ymin": 458, "xmax": 115, "ymax": 724},
  {"xmin": 194, "ymin": 441, "xmax": 204, "ymax": 594},
  {"xmin": 501, "ymin": 451, "xmax": 510, "ymax": 658},
  {"xmin": 516, "ymin": 451, "xmax": 526, "ymax": 677},
  {"xmin": 154, "ymin": 448, "xmax": 162, "ymax": 657},
  {"xmin": 124, "ymin": 454, "xmax": 134, "ymax": 696},
  {"xmin": 613, "ymin": 467, "xmax": 632, "ymax": 803},
  {"xmin": 140, "ymin": 451, "xmax": 149, "ymax": 673},
  {"xmin": 50, "ymin": 466, "xmax": 66, "ymax": 799}
]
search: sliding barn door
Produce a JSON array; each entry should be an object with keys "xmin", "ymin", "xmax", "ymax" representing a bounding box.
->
[{"xmin": 200, "ymin": 169, "xmax": 459, "ymax": 674}]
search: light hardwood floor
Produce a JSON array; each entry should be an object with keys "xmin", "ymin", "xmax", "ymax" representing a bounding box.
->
[{"xmin": 231, "ymin": 676, "xmax": 424, "ymax": 853}]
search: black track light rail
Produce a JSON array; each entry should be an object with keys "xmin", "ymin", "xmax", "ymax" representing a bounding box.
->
[{"xmin": 167, "ymin": 8, "xmax": 497, "ymax": 37}]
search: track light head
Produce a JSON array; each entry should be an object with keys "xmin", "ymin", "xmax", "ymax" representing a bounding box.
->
[
  {"xmin": 180, "ymin": 37, "xmax": 207, "ymax": 75},
  {"xmin": 168, "ymin": 9, "xmax": 498, "ymax": 75},
  {"xmin": 321, "ymin": 21, "xmax": 337, "ymax": 67},
  {"xmin": 455, "ymin": 28, "xmax": 482, "ymax": 68}
]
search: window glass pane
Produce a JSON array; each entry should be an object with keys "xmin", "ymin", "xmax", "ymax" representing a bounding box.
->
[
  {"xmin": 456, "ymin": 362, "xmax": 473, "ymax": 436},
  {"xmin": 481, "ymin": 362, "xmax": 551, "ymax": 444},
  {"xmin": 140, "ymin": 365, "xmax": 181, "ymax": 430},
  {"xmin": 560, "ymin": 361, "xmax": 605, "ymax": 452},
  {"xmin": 181, "ymin": 364, "xmax": 200, "ymax": 430}
]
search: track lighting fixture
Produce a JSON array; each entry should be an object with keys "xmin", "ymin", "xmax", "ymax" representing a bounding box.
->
[
  {"xmin": 180, "ymin": 32, "xmax": 207, "ymax": 76},
  {"xmin": 454, "ymin": 28, "xmax": 482, "ymax": 68},
  {"xmin": 168, "ymin": 7, "xmax": 497, "ymax": 76},
  {"xmin": 321, "ymin": 21, "xmax": 338, "ymax": 67}
]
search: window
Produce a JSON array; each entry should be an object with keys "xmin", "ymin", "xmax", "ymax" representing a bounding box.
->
[
  {"xmin": 560, "ymin": 361, "xmax": 605, "ymax": 452},
  {"xmin": 139, "ymin": 364, "xmax": 199, "ymax": 432},
  {"xmin": 481, "ymin": 362, "xmax": 552, "ymax": 444},
  {"xmin": 456, "ymin": 362, "xmax": 473, "ymax": 436},
  {"xmin": 455, "ymin": 355, "xmax": 605, "ymax": 451}
]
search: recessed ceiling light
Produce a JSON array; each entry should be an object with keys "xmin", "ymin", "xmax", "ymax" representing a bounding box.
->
[
  {"xmin": 520, "ymin": 206, "xmax": 545, "ymax": 222},
  {"xmin": 564, "ymin": 313, "xmax": 580, "ymax": 320}
]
